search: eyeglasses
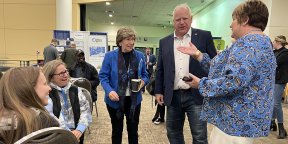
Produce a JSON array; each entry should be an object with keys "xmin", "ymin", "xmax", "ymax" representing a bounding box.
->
[{"xmin": 53, "ymin": 70, "xmax": 68, "ymax": 77}]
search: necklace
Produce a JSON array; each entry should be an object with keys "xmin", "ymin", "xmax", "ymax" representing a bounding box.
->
[
  {"xmin": 244, "ymin": 29, "xmax": 262, "ymax": 36},
  {"xmin": 247, "ymin": 29, "xmax": 262, "ymax": 34}
]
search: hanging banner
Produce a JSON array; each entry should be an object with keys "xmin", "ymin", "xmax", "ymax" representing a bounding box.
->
[{"xmin": 87, "ymin": 33, "xmax": 107, "ymax": 69}]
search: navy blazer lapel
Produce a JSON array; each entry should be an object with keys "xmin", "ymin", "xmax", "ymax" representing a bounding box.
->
[
  {"xmin": 167, "ymin": 35, "xmax": 175, "ymax": 70},
  {"xmin": 191, "ymin": 28, "xmax": 199, "ymax": 46},
  {"xmin": 190, "ymin": 29, "xmax": 199, "ymax": 64}
]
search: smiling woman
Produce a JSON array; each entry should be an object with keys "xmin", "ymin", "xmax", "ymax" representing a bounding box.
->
[
  {"xmin": 0, "ymin": 67, "xmax": 59, "ymax": 144},
  {"xmin": 99, "ymin": 27, "xmax": 149, "ymax": 144},
  {"xmin": 42, "ymin": 60, "xmax": 92, "ymax": 144}
]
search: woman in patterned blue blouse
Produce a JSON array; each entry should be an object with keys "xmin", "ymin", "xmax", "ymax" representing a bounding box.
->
[{"xmin": 177, "ymin": 0, "xmax": 276, "ymax": 144}]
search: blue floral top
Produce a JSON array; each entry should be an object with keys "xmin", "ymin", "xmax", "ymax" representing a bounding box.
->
[{"xmin": 198, "ymin": 34, "xmax": 276, "ymax": 137}]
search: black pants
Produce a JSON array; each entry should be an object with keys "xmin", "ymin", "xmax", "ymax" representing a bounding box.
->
[
  {"xmin": 79, "ymin": 134, "xmax": 85, "ymax": 144},
  {"xmin": 107, "ymin": 98, "xmax": 141, "ymax": 144},
  {"xmin": 153, "ymin": 103, "xmax": 165, "ymax": 120}
]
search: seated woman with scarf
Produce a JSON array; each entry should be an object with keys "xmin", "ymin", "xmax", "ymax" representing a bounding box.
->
[
  {"xmin": 99, "ymin": 27, "xmax": 149, "ymax": 144},
  {"xmin": 43, "ymin": 60, "xmax": 92, "ymax": 144}
]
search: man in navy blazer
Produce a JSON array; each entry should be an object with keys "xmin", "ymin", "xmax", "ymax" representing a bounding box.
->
[
  {"xmin": 155, "ymin": 3, "xmax": 217, "ymax": 144},
  {"xmin": 145, "ymin": 47, "xmax": 156, "ymax": 78}
]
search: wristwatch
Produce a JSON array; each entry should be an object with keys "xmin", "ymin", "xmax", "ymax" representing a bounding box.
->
[{"xmin": 193, "ymin": 49, "xmax": 201, "ymax": 59}]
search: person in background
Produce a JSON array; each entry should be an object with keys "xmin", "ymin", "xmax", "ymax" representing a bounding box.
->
[
  {"xmin": 61, "ymin": 43, "xmax": 78, "ymax": 70},
  {"xmin": 142, "ymin": 47, "xmax": 156, "ymax": 93},
  {"xmin": 69, "ymin": 49, "xmax": 100, "ymax": 102},
  {"xmin": 99, "ymin": 27, "xmax": 149, "ymax": 144},
  {"xmin": 155, "ymin": 3, "xmax": 217, "ymax": 144},
  {"xmin": 178, "ymin": 0, "xmax": 275, "ymax": 144},
  {"xmin": 271, "ymin": 35, "xmax": 288, "ymax": 139},
  {"xmin": 0, "ymin": 67, "xmax": 59, "ymax": 144},
  {"xmin": 43, "ymin": 38, "xmax": 59, "ymax": 64},
  {"xmin": 43, "ymin": 60, "xmax": 92, "ymax": 144},
  {"xmin": 145, "ymin": 48, "xmax": 156, "ymax": 78},
  {"xmin": 151, "ymin": 102, "xmax": 165, "ymax": 125}
]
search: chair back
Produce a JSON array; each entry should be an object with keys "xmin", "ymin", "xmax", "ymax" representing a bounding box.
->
[
  {"xmin": 14, "ymin": 127, "xmax": 78, "ymax": 144},
  {"xmin": 71, "ymin": 77, "xmax": 93, "ymax": 112},
  {"xmin": 71, "ymin": 77, "xmax": 92, "ymax": 92}
]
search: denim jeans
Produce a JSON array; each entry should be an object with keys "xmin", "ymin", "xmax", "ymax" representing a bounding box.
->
[
  {"xmin": 272, "ymin": 84, "xmax": 285, "ymax": 123},
  {"xmin": 166, "ymin": 90, "xmax": 208, "ymax": 144},
  {"xmin": 106, "ymin": 98, "xmax": 141, "ymax": 144}
]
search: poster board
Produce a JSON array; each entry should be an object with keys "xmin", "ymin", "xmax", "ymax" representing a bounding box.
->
[
  {"xmin": 54, "ymin": 30, "xmax": 108, "ymax": 69},
  {"xmin": 87, "ymin": 33, "xmax": 107, "ymax": 69}
]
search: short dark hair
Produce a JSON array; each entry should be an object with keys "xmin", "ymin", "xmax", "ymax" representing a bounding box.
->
[
  {"xmin": 76, "ymin": 49, "xmax": 85, "ymax": 56},
  {"xmin": 232, "ymin": 0, "xmax": 269, "ymax": 31},
  {"xmin": 51, "ymin": 38, "xmax": 58, "ymax": 43}
]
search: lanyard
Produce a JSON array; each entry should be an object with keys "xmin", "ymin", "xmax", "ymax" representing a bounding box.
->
[{"xmin": 60, "ymin": 89, "xmax": 69, "ymax": 110}]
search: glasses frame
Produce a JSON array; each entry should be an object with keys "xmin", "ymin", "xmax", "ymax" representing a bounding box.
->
[{"xmin": 53, "ymin": 70, "xmax": 68, "ymax": 77}]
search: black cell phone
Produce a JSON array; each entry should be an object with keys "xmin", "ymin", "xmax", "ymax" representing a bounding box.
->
[{"xmin": 182, "ymin": 76, "xmax": 192, "ymax": 82}]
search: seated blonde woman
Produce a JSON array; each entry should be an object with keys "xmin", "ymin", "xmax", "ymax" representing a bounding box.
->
[
  {"xmin": 42, "ymin": 60, "xmax": 92, "ymax": 144},
  {"xmin": 0, "ymin": 67, "xmax": 59, "ymax": 144}
]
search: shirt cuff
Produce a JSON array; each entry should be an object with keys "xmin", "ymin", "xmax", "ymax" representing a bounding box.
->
[{"xmin": 76, "ymin": 124, "xmax": 87, "ymax": 133}]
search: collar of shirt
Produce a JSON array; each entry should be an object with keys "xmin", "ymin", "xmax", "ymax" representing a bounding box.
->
[
  {"xmin": 50, "ymin": 82, "xmax": 72, "ymax": 93},
  {"xmin": 173, "ymin": 27, "xmax": 192, "ymax": 39}
]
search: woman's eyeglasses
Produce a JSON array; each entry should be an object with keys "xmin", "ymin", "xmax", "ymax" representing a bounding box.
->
[{"xmin": 53, "ymin": 70, "xmax": 68, "ymax": 77}]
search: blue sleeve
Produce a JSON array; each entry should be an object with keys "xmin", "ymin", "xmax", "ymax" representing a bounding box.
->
[
  {"xmin": 199, "ymin": 43, "xmax": 257, "ymax": 97},
  {"xmin": 199, "ymin": 53, "xmax": 212, "ymax": 73},
  {"xmin": 99, "ymin": 53, "xmax": 115, "ymax": 94},
  {"xmin": 140, "ymin": 54, "xmax": 149, "ymax": 85},
  {"xmin": 76, "ymin": 124, "xmax": 87, "ymax": 133},
  {"xmin": 45, "ymin": 97, "xmax": 54, "ymax": 115}
]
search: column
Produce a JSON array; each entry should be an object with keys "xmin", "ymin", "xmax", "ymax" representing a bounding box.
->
[
  {"xmin": 262, "ymin": 0, "xmax": 288, "ymax": 39},
  {"xmin": 56, "ymin": 0, "xmax": 72, "ymax": 30}
]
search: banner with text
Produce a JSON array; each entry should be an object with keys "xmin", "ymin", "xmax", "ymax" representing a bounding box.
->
[{"xmin": 88, "ymin": 33, "xmax": 107, "ymax": 69}]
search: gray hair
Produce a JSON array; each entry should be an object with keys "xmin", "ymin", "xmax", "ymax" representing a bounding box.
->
[
  {"xmin": 172, "ymin": 3, "xmax": 192, "ymax": 19},
  {"xmin": 116, "ymin": 27, "xmax": 136, "ymax": 48}
]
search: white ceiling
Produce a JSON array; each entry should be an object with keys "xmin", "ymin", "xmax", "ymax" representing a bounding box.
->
[{"xmin": 86, "ymin": 0, "xmax": 216, "ymax": 28}]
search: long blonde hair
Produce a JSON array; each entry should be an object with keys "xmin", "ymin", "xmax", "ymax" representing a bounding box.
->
[{"xmin": 0, "ymin": 67, "xmax": 57, "ymax": 143}]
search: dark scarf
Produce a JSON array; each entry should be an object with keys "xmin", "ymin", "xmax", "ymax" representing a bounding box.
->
[{"xmin": 117, "ymin": 49, "xmax": 139, "ymax": 121}]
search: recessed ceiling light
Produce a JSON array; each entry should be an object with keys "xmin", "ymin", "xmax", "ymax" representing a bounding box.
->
[
  {"xmin": 106, "ymin": 2, "xmax": 111, "ymax": 5},
  {"xmin": 111, "ymin": 22, "xmax": 114, "ymax": 25},
  {"xmin": 109, "ymin": 14, "xmax": 113, "ymax": 17}
]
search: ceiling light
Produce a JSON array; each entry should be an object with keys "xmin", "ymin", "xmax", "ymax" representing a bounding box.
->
[
  {"xmin": 106, "ymin": 2, "xmax": 111, "ymax": 5},
  {"xmin": 111, "ymin": 22, "xmax": 114, "ymax": 25},
  {"xmin": 109, "ymin": 14, "xmax": 113, "ymax": 17}
]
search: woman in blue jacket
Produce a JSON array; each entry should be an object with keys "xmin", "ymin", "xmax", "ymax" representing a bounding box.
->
[{"xmin": 99, "ymin": 27, "xmax": 149, "ymax": 144}]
